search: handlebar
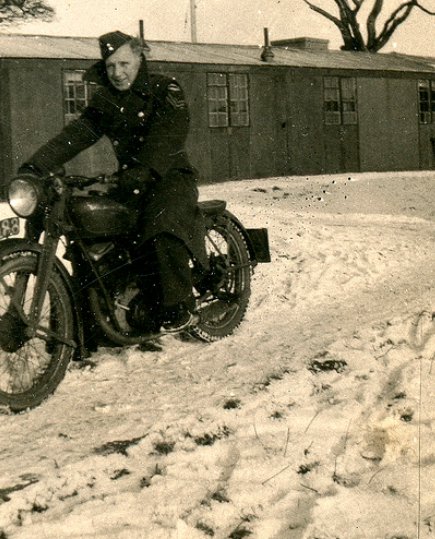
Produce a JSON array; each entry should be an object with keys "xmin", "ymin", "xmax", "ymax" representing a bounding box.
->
[{"xmin": 62, "ymin": 174, "xmax": 118, "ymax": 189}]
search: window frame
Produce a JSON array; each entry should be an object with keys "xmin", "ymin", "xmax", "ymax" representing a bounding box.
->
[
  {"xmin": 323, "ymin": 76, "xmax": 358, "ymax": 126},
  {"xmin": 62, "ymin": 69, "xmax": 97, "ymax": 124},
  {"xmin": 207, "ymin": 72, "xmax": 250, "ymax": 128},
  {"xmin": 418, "ymin": 79, "xmax": 435, "ymax": 124}
]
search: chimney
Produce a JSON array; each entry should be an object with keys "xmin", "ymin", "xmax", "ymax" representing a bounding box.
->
[
  {"xmin": 271, "ymin": 37, "xmax": 329, "ymax": 51},
  {"xmin": 139, "ymin": 20, "xmax": 150, "ymax": 52},
  {"xmin": 190, "ymin": 0, "xmax": 198, "ymax": 43},
  {"xmin": 261, "ymin": 28, "xmax": 274, "ymax": 62}
]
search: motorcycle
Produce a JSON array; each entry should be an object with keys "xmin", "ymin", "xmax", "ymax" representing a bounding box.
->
[{"xmin": 0, "ymin": 172, "xmax": 270, "ymax": 411}]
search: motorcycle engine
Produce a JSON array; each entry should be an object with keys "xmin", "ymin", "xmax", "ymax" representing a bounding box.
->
[
  {"xmin": 113, "ymin": 283, "xmax": 141, "ymax": 332},
  {"xmin": 85, "ymin": 241, "xmax": 159, "ymax": 334},
  {"xmin": 89, "ymin": 242, "xmax": 141, "ymax": 333}
]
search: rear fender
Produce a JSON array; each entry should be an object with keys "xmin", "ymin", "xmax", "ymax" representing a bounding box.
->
[
  {"xmin": 222, "ymin": 210, "xmax": 271, "ymax": 264},
  {"xmin": 0, "ymin": 237, "xmax": 85, "ymax": 356}
]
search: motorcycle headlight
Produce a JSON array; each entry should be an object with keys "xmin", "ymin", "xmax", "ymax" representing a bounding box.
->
[{"xmin": 7, "ymin": 177, "xmax": 41, "ymax": 217}]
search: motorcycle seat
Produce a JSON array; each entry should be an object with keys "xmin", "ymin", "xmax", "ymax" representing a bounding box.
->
[{"xmin": 198, "ymin": 200, "xmax": 227, "ymax": 216}]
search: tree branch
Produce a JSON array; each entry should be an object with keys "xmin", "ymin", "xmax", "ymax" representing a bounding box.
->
[
  {"xmin": 335, "ymin": 0, "xmax": 367, "ymax": 50},
  {"xmin": 304, "ymin": 0, "xmax": 366, "ymax": 50},
  {"xmin": 415, "ymin": 0, "xmax": 435, "ymax": 15},
  {"xmin": 375, "ymin": 1, "xmax": 415, "ymax": 51},
  {"xmin": 302, "ymin": 0, "xmax": 343, "ymax": 27},
  {"xmin": 367, "ymin": 0, "xmax": 384, "ymax": 50},
  {"xmin": 302, "ymin": 0, "xmax": 434, "ymax": 53}
]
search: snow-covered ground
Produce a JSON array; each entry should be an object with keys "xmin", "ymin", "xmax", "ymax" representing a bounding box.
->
[{"xmin": 0, "ymin": 170, "xmax": 434, "ymax": 539}]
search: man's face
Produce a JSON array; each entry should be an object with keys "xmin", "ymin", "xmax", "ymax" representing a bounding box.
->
[{"xmin": 105, "ymin": 42, "xmax": 141, "ymax": 91}]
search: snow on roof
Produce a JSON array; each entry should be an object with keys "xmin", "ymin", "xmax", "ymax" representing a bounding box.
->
[{"xmin": 0, "ymin": 33, "xmax": 434, "ymax": 74}]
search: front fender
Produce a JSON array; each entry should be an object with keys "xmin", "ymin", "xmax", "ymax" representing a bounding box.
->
[
  {"xmin": 0, "ymin": 237, "xmax": 85, "ymax": 356},
  {"xmin": 0, "ymin": 237, "xmax": 72, "ymax": 285}
]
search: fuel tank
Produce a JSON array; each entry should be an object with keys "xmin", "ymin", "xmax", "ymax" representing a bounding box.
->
[{"xmin": 69, "ymin": 196, "xmax": 138, "ymax": 238}]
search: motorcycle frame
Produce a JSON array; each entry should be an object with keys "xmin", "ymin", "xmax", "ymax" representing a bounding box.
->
[{"xmin": 0, "ymin": 174, "xmax": 268, "ymax": 359}]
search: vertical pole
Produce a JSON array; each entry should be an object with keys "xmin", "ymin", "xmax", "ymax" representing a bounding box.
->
[
  {"xmin": 261, "ymin": 27, "xmax": 274, "ymax": 62},
  {"xmin": 139, "ymin": 19, "xmax": 144, "ymax": 44},
  {"xmin": 139, "ymin": 19, "xmax": 150, "ymax": 51},
  {"xmin": 264, "ymin": 27, "xmax": 270, "ymax": 47},
  {"xmin": 190, "ymin": 0, "xmax": 197, "ymax": 43}
]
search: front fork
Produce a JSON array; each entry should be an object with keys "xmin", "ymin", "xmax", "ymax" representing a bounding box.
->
[
  {"xmin": 25, "ymin": 232, "xmax": 59, "ymax": 338},
  {"xmin": 24, "ymin": 191, "xmax": 65, "ymax": 339}
]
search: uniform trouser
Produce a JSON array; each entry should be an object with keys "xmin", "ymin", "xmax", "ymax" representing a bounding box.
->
[{"xmin": 138, "ymin": 232, "xmax": 194, "ymax": 317}]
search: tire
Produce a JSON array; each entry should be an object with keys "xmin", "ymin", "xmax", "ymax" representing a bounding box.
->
[
  {"xmin": 0, "ymin": 252, "xmax": 74, "ymax": 412},
  {"xmin": 189, "ymin": 214, "xmax": 252, "ymax": 342}
]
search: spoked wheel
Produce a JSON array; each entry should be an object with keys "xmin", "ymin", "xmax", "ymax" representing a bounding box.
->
[
  {"xmin": 0, "ymin": 253, "xmax": 74, "ymax": 412},
  {"xmin": 189, "ymin": 215, "xmax": 252, "ymax": 342}
]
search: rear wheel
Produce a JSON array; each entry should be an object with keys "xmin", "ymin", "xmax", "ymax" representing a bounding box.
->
[
  {"xmin": 189, "ymin": 215, "xmax": 252, "ymax": 342},
  {"xmin": 0, "ymin": 252, "xmax": 74, "ymax": 412}
]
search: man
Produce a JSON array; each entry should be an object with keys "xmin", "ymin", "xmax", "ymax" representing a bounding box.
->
[{"xmin": 19, "ymin": 30, "xmax": 206, "ymax": 333}]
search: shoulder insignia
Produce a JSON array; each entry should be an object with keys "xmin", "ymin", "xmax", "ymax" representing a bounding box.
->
[{"xmin": 166, "ymin": 82, "xmax": 186, "ymax": 109}]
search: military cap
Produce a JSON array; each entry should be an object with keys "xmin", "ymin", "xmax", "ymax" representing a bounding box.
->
[{"xmin": 99, "ymin": 30, "xmax": 134, "ymax": 60}]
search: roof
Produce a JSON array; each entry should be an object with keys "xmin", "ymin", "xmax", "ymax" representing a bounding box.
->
[{"xmin": 0, "ymin": 33, "xmax": 434, "ymax": 75}]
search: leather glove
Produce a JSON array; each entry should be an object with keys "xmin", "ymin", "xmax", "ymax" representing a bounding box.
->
[{"xmin": 17, "ymin": 163, "xmax": 44, "ymax": 177}]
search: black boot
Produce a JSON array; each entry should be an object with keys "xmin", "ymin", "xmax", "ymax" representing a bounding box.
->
[{"xmin": 161, "ymin": 301, "xmax": 197, "ymax": 333}]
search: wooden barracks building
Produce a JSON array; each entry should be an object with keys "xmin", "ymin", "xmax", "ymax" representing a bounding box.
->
[{"xmin": 0, "ymin": 33, "xmax": 434, "ymax": 187}]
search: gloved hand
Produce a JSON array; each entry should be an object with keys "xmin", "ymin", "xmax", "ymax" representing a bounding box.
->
[{"xmin": 17, "ymin": 164, "xmax": 44, "ymax": 178}]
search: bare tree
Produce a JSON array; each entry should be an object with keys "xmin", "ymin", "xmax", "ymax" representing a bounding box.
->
[
  {"xmin": 302, "ymin": 0, "xmax": 435, "ymax": 52},
  {"xmin": 0, "ymin": 0, "xmax": 54, "ymax": 25}
]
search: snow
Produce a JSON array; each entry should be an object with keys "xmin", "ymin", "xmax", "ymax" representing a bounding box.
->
[{"xmin": 0, "ymin": 170, "xmax": 434, "ymax": 539}]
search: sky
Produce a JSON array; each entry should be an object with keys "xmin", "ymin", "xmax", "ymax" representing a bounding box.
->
[{"xmin": 2, "ymin": 0, "xmax": 435, "ymax": 57}]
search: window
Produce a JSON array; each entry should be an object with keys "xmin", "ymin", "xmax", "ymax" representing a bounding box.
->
[
  {"xmin": 323, "ymin": 76, "xmax": 357, "ymax": 125},
  {"xmin": 63, "ymin": 70, "xmax": 96, "ymax": 123},
  {"xmin": 229, "ymin": 74, "xmax": 249, "ymax": 127},
  {"xmin": 207, "ymin": 73, "xmax": 228, "ymax": 127},
  {"xmin": 418, "ymin": 80, "xmax": 435, "ymax": 124},
  {"xmin": 207, "ymin": 73, "xmax": 249, "ymax": 127}
]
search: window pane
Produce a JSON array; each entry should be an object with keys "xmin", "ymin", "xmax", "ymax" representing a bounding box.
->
[
  {"xmin": 207, "ymin": 72, "xmax": 229, "ymax": 127},
  {"xmin": 419, "ymin": 80, "xmax": 430, "ymax": 123},
  {"xmin": 229, "ymin": 73, "xmax": 249, "ymax": 127},
  {"xmin": 63, "ymin": 70, "xmax": 94, "ymax": 123},
  {"xmin": 342, "ymin": 111, "xmax": 357, "ymax": 125},
  {"xmin": 325, "ymin": 99, "xmax": 339, "ymax": 112},
  {"xmin": 325, "ymin": 111, "xmax": 341, "ymax": 125},
  {"xmin": 324, "ymin": 76, "xmax": 339, "ymax": 89},
  {"xmin": 324, "ymin": 87, "xmax": 339, "ymax": 103},
  {"xmin": 207, "ymin": 72, "xmax": 227, "ymax": 86},
  {"xmin": 342, "ymin": 101, "xmax": 356, "ymax": 112},
  {"xmin": 75, "ymin": 85, "xmax": 85, "ymax": 100},
  {"xmin": 65, "ymin": 85, "xmax": 75, "ymax": 100},
  {"xmin": 324, "ymin": 77, "xmax": 340, "ymax": 124},
  {"xmin": 341, "ymin": 78, "xmax": 357, "ymax": 125},
  {"xmin": 418, "ymin": 80, "xmax": 431, "ymax": 123},
  {"xmin": 340, "ymin": 77, "xmax": 356, "ymax": 100}
]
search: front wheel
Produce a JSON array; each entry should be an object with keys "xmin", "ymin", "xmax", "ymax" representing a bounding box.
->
[
  {"xmin": 0, "ymin": 252, "xmax": 75, "ymax": 412},
  {"xmin": 189, "ymin": 215, "xmax": 252, "ymax": 342}
]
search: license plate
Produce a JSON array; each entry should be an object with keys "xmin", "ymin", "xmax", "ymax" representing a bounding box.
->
[{"xmin": 0, "ymin": 217, "xmax": 20, "ymax": 239}]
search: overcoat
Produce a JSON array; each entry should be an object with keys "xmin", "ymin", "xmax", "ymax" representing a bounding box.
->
[{"xmin": 21, "ymin": 58, "xmax": 207, "ymax": 266}]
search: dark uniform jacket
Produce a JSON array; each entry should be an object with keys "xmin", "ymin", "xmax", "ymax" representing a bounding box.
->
[{"xmin": 21, "ymin": 58, "xmax": 206, "ymax": 265}]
